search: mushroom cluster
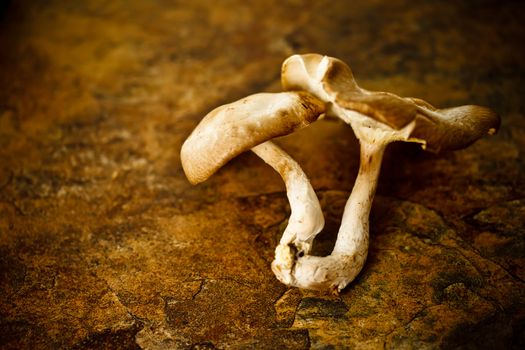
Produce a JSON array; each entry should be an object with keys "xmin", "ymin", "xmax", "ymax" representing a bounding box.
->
[{"xmin": 181, "ymin": 54, "xmax": 500, "ymax": 294}]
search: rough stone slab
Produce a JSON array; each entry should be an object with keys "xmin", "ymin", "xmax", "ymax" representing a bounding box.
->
[{"xmin": 1, "ymin": 0, "xmax": 524, "ymax": 349}]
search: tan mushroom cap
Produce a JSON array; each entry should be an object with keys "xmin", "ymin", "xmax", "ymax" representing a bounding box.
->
[
  {"xmin": 181, "ymin": 91, "xmax": 325, "ymax": 184},
  {"xmin": 282, "ymin": 54, "xmax": 500, "ymax": 153}
]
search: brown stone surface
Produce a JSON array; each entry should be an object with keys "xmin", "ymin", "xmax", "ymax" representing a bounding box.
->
[{"xmin": 1, "ymin": 0, "xmax": 524, "ymax": 349}]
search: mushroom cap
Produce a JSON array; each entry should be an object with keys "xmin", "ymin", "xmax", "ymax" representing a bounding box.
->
[
  {"xmin": 281, "ymin": 54, "xmax": 500, "ymax": 152},
  {"xmin": 181, "ymin": 91, "xmax": 325, "ymax": 184}
]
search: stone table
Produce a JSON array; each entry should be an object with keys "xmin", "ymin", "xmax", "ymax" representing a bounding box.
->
[{"xmin": 1, "ymin": 1, "xmax": 524, "ymax": 348}]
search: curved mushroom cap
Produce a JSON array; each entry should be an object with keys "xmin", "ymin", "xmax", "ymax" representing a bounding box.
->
[
  {"xmin": 181, "ymin": 91, "xmax": 325, "ymax": 184},
  {"xmin": 281, "ymin": 53, "xmax": 500, "ymax": 153},
  {"xmin": 406, "ymin": 100, "xmax": 501, "ymax": 152}
]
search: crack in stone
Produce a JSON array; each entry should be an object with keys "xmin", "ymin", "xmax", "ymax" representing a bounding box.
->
[
  {"xmin": 273, "ymin": 288, "xmax": 289, "ymax": 307},
  {"xmin": 192, "ymin": 279, "xmax": 205, "ymax": 300},
  {"xmin": 305, "ymin": 329, "xmax": 312, "ymax": 349},
  {"xmin": 76, "ymin": 252, "xmax": 146, "ymax": 332},
  {"xmin": 0, "ymin": 199, "xmax": 25, "ymax": 216},
  {"xmin": 71, "ymin": 263, "xmax": 145, "ymax": 349},
  {"xmin": 382, "ymin": 304, "xmax": 434, "ymax": 348},
  {"xmin": 106, "ymin": 285, "xmax": 144, "ymax": 324}
]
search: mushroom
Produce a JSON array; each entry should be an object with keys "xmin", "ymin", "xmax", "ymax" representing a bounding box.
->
[
  {"xmin": 180, "ymin": 54, "xmax": 500, "ymax": 294},
  {"xmin": 272, "ymin": 54, "xmax": 501, "ymax": 292},
  {"xmin": 181, "ymin": 91, "xmax": 326, "ymax": 258}
]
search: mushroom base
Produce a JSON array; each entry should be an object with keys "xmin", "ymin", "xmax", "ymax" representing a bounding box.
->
[{"xmin": 272, "ymin": 248, "xmax": 368, "ymax": 293}]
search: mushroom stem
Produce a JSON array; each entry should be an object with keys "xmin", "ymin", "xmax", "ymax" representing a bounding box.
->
[
  {"xmin": 251, "ymin": 141, "xmax": 325, "ymax": 259},
  {"xmin": 332, "ymin": 140, "xmax": 385, "ymax": 256}
]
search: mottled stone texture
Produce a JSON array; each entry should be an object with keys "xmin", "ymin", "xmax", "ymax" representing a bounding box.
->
[{"xmin": 0, "ymin": 0, "xmax": 524, "ymax": 349}]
